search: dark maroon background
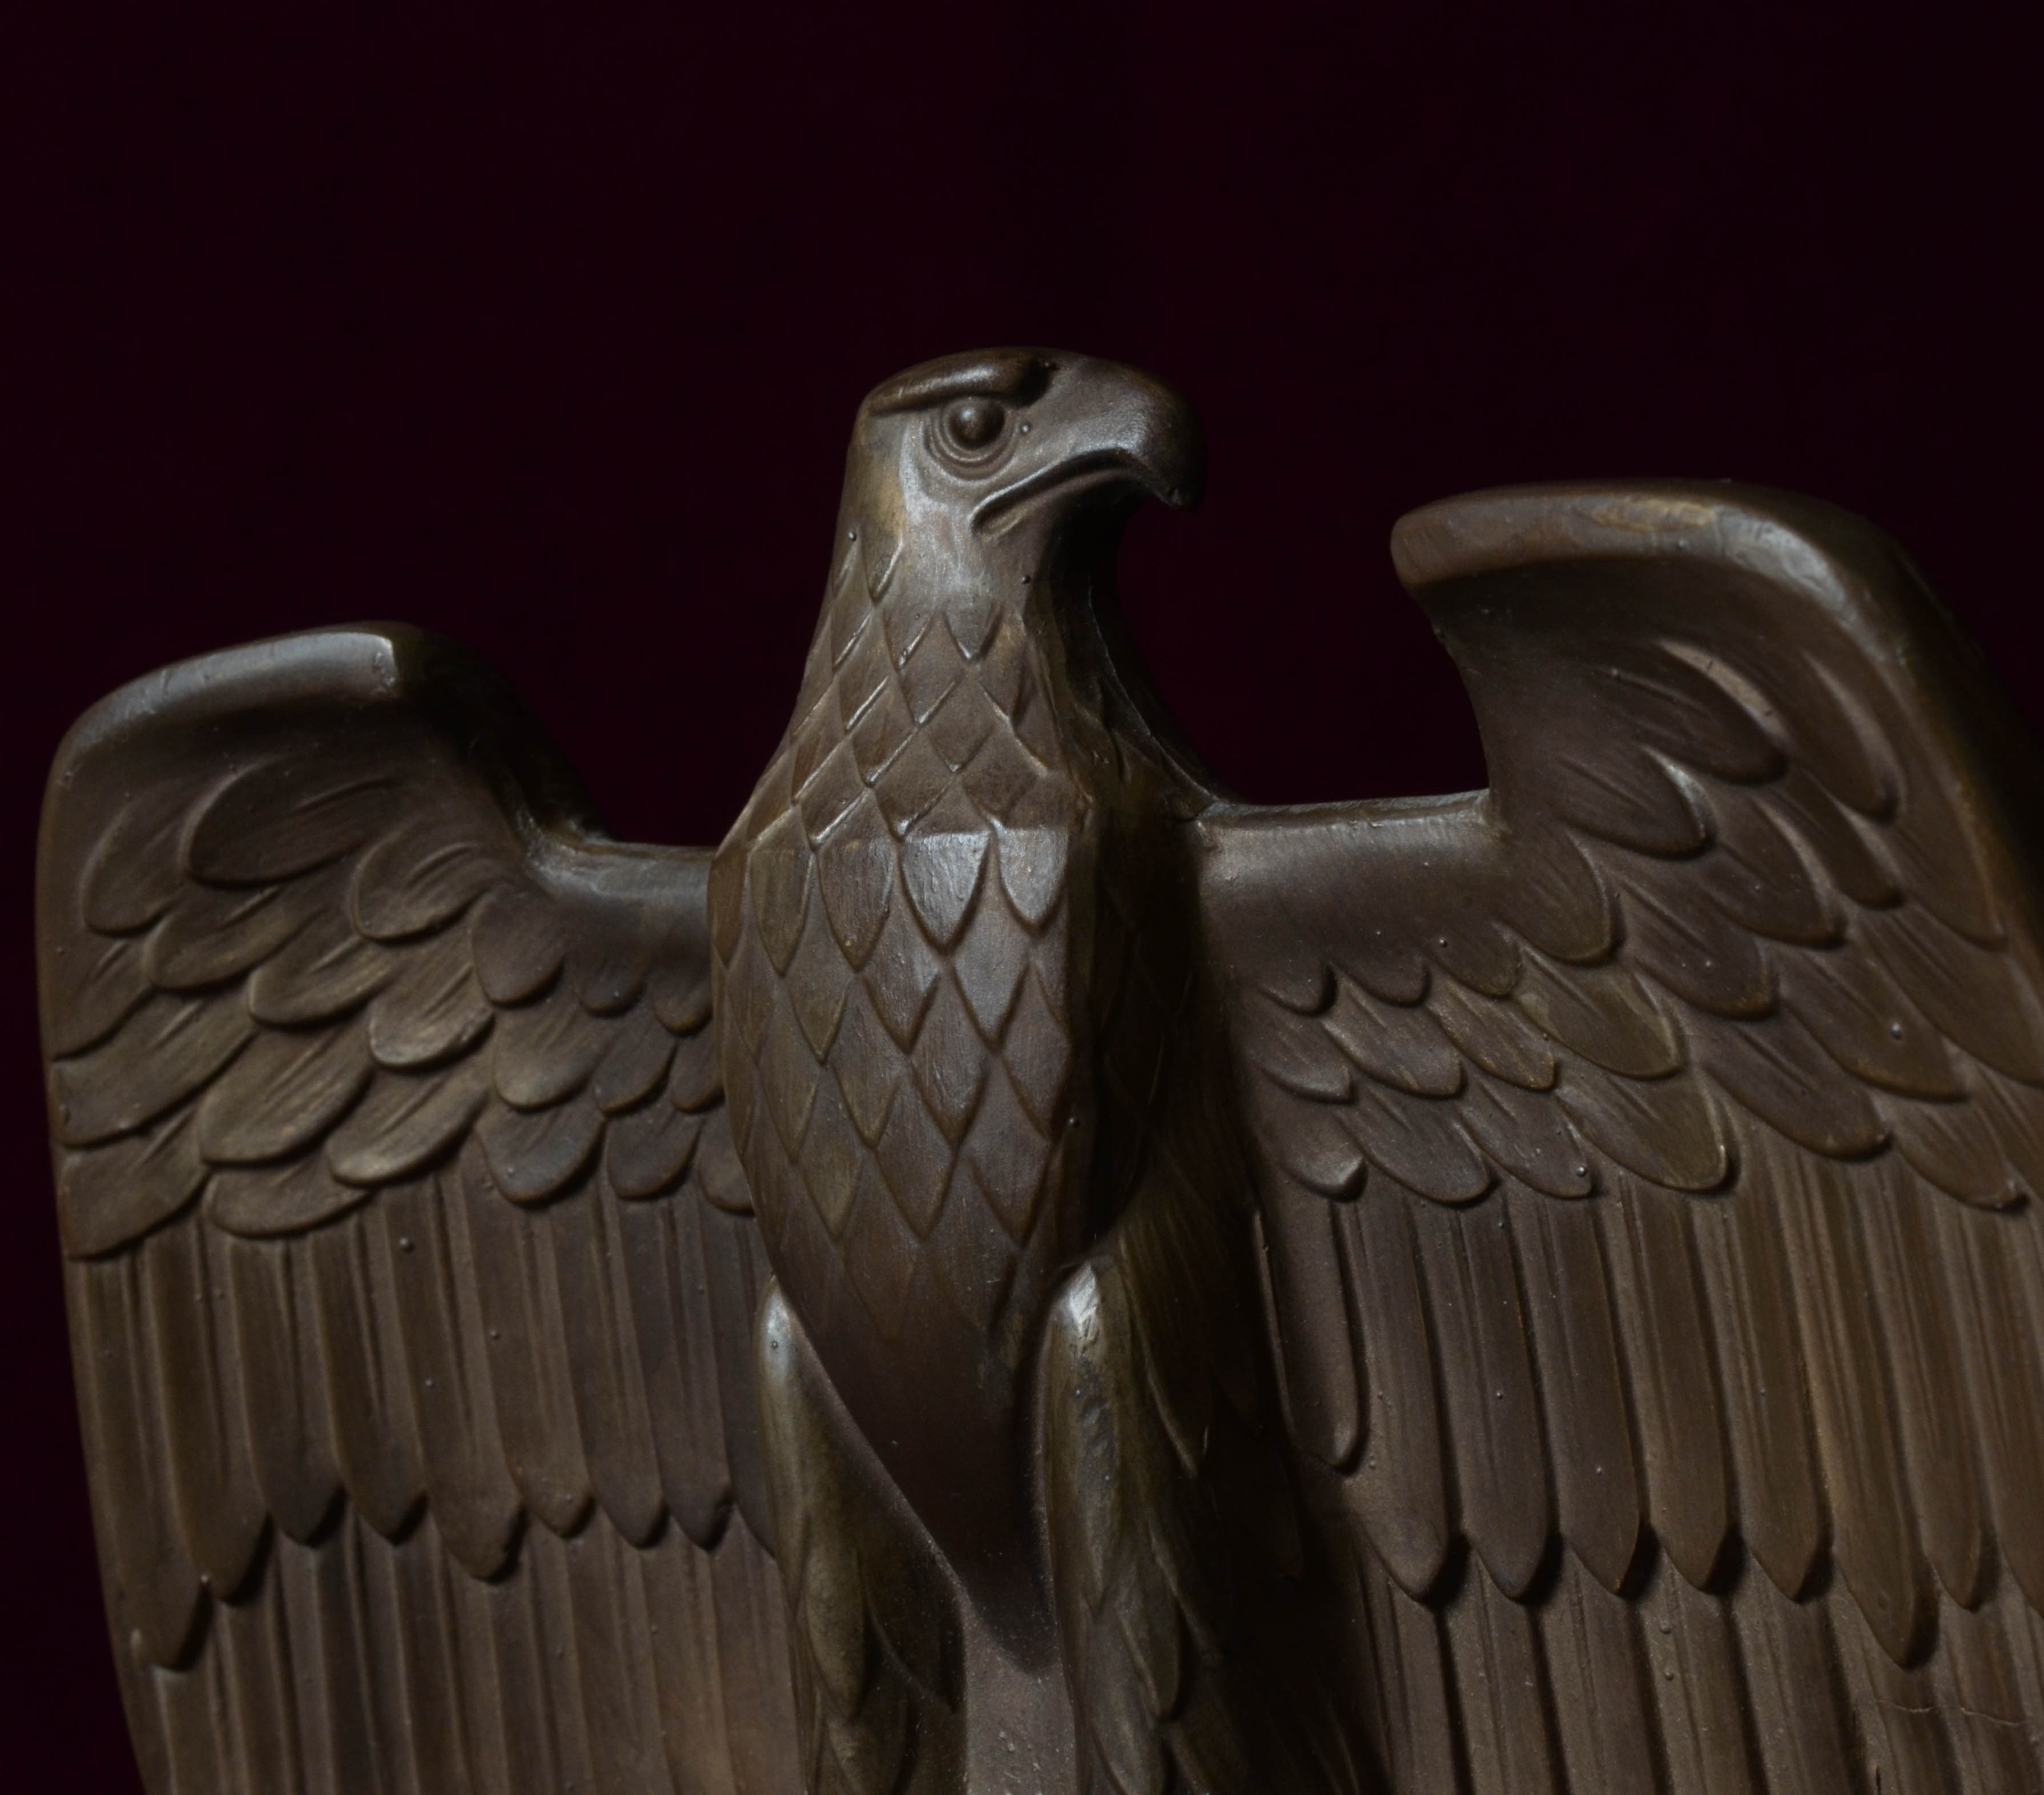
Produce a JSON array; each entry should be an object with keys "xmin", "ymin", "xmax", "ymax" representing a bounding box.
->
[{"xmin": 4, "ymin": 1, "xmax": 2037, "ymax": 1780}]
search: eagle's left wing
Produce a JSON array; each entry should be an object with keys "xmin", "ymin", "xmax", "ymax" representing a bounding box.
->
[{"xmin": 1198, "ymin": 484, "xmax": 2044, "ymax": 1793}]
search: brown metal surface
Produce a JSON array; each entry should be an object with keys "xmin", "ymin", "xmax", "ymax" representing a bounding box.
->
[{"xmin": 37, "ymin": 351, "xmax": 2044, "ymax": 1791}]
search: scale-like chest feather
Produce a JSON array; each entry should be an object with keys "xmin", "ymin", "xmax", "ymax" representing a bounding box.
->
[{"xmin": 711, "ymin": 536, "xmax": 1122, "ymax": 1542}]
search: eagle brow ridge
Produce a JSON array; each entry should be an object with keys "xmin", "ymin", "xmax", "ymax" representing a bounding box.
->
[{"xmin": 865, "ymin": 349, "xmax": 1055, "ymax": 414}]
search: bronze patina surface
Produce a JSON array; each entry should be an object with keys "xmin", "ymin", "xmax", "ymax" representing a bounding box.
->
[{"xmin": 38, "ymin": 350, "xmax": 2044, "ymax": 1792}]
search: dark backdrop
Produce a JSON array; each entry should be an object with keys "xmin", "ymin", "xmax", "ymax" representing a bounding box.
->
[{"xmin": 4, "ymin": 1, "xmax": 2037, "ymax": 1780}]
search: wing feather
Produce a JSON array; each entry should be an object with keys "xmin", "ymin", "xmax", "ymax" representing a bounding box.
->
[
  {"xmin": 1535, "ymin": 1550, "xmax": 1660, "ymax": 1793},
  {"xmin": 223, "ymin": 1233, "xmax": 343, "ymax": 1543},
  {"xmin": 554, "ymin": 1176, "xmax": 670, "ymax": 1546},
  {"xmin": 1689, "ymin": 1184, "xmax": 1825, "ymax": 1600},
  {"xmin": 66, "ymin": 1254, "xmax": 207, "ymax": 1668},
  {"xmin": 1766, "ymin": 1138, "xmax": 1933, "ymax": 1664},
  {"xmin": 38, "ymin": 626, "xmax": 796, "ymax": 1794},
  {"xmin": 1689, "ymin": 1005, "xmax": 1887, "ymax": 1156},
  {"xmin": 1599, "ymin": 1177, "xmax": 1731, "ymax": 1589},
  {"xmin": 1934, "ymin": 1587, "xmax": 2044, "ymax": 1789},
  {"xmin": 1203, "ymin": 482, "xmax": 2044, "ymax": 1782},
  {"xmin": 308, "ymin": 1209, "xmax": 428, "ymax": 1538},
  {"xmin": 142, "ymin": 1221, "xmax": 269, "ymax": 1601},
  {"xmin": 1331, "ymin": 1189, "xmax": 1450, "ymax": 1598},
  {"xmin": 463, "ymin": 1148, "xmax": 596, "ymax": 1535},
  {"xmin": 1621, "ymin": 870, "xmax": 1776, "ymax": 1015},
  {"xmin": 1858, "ymin": 1160, "xmax": 1990, "ymax": 1608},
  {"xmin": 1442, "ymin": 1557, "xmax": 1562, "ymax": 1794},
  {"xmin": 1410, "ymin": 1201, "xmax": 1548, "ymax": 1599},
  {"xmin": 1635, "ymin": 1551, "xmax": 1758, "ymax": 1793},
  {"xmin": 1353, "ymin": 1544, "xmax": 1459, "ymax": 1793},
  {"xmin": 1507, "ymin": 1188, "xmax": 1639, "ymax": 1593},
  {"xmin": 1729, "ymin": 1567, "xmax": 1859, "ymax": 1793},
  {"xmin": 1262, "ymin": 1171, "xmax": 1361, "ymax": 1467},
  {"xmin": 618, "ymin": 1188, "xmax": 734, "ymax": 1546},
  {"xmin": 54, "ymin": 989, "xmax": 255, "ymax": 1146}
]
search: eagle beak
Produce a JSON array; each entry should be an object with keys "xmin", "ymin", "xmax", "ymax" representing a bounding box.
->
[
  {"xmin": 974, "ymin": 359, "xmax": 1206, "ymax": 528},
  {"xmin": 1084, "ymin": 363, "xmax": 1206, "ymax": 512}
]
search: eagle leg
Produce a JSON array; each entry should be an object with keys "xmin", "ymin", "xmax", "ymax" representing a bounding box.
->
[
  {"xmin": 757, "ymin": 1281, "xmax": 967, "ymax": 1795},
  {"xmin": 1041, "ymin": 1234, "xmax": 1377, "ymax": 1795}
]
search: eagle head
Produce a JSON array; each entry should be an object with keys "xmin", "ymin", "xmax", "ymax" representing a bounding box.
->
[{"xmin": 838, "ymin": 348, "xmax": 1204, "ymax": 623}]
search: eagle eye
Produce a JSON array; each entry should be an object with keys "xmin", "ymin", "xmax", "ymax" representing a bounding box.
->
[{"xmin": 941, "ymin": 397, "xmax": 1006, "ymax": 455}]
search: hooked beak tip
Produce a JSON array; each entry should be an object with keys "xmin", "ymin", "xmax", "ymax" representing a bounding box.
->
[{"xmin": 1125, "ymin": 393, "xmax": 1205, "ymax": 512}]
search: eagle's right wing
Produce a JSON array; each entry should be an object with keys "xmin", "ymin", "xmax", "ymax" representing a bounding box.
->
[{"xmin": 39, "ymin": 627, "xmax": 798, "ymax": 1795}]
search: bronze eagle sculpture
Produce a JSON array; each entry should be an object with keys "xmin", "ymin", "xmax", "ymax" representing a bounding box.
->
[{"xmin": 38, "ymin": 349, "xmax": 2044, "ymax": 1793}]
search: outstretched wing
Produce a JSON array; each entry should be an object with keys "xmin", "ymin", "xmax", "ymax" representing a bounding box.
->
[
  {"xmin": 1200, "ymin": 485, "xmax": 2044, "ymax": 1792},
  {"xmin": 39, "ymin": 627, "xmax": 798, "ymax": 1795}
]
